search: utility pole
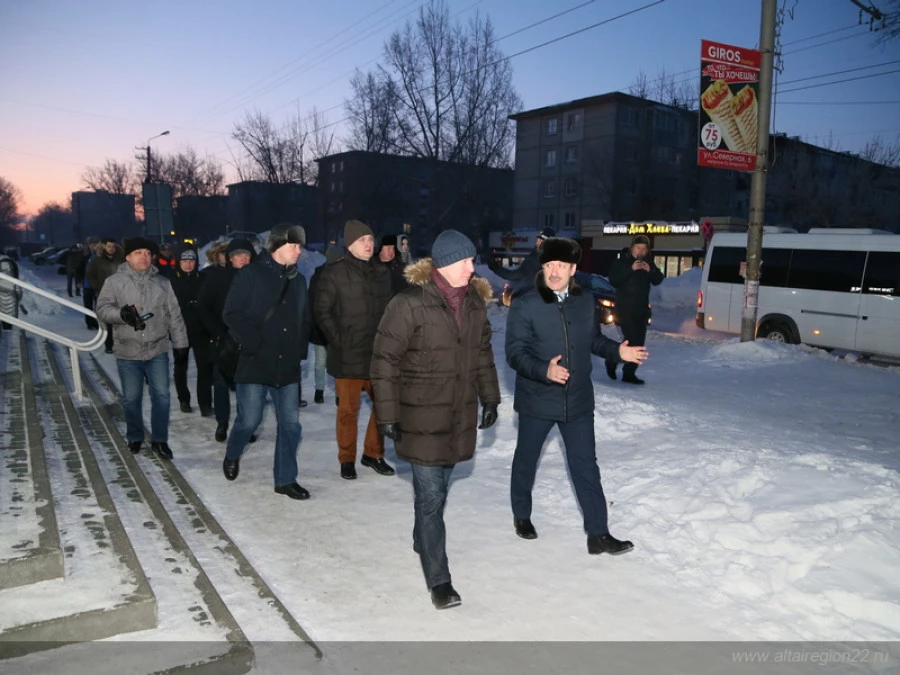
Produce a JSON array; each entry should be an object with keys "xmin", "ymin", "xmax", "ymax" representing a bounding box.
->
[{"xmin": 741, "ymin": 0, "xmax": 778, "ymax": 342}]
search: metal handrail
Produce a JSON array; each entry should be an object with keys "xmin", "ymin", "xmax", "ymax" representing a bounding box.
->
[{"xmin": 0, "ymin": 270, "xmax": 107, "ymax": 402}]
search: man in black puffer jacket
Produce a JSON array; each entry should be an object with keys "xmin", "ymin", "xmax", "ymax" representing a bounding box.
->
[
  {"xmin": 222, "ymin": 224, "xmax": 311, "ymax": 500},
  {"xmin": 604, "ymin": 234, "xmax": 664, "ymax": 385},
  {"xmin": 314, "ymin": 219, "xmax": 393, "ymax": 480},
  {"xmin": 505, "ymin": 237, "xmax": 647, "ymax": 556}
]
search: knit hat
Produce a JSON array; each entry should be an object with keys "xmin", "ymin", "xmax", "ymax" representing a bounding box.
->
[
  {"xmin": 539, "ymin": 237, "xmax": 582, "ymax": 265},
  {"xmin": 123, "ymin": 237, "xmax": 159, "ymax": 257},
  {"xmin": 431, "ymin": 229, "xmax": 476, "ymax": 269},
  {"xmin": 344, "ymin": 219, "xmax": 373, "ymax": 247},
  {"xmin": 380, "ymin": 233, "xmax": 397, "ymax": 247},
  {"xmin": 631, "ymin": 234, "xmax": 651, "ymax": 248},
  {"xmin": 537, "ymin": 227, "xmax": 556, "ymax": 240},
  {"xmin": 226, "ymin": 238, "xmax": 254, "ymax": 259},
  {"xmin": 266, "ymin": 223, "xmax": 306, "ymax": 253},
  {"xmin": 175, "ymin": 242, "xmax": 198, "ymax": 262}
]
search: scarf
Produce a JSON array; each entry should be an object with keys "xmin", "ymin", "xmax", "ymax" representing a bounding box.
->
[{"xmin": 431, "ymin": 268, "xmax": 469, "ymax": 329}]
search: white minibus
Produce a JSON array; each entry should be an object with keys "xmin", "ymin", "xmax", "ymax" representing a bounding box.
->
[{"xmin": 696, "ymin": 229, "xmax": 900, "ymax": 358}]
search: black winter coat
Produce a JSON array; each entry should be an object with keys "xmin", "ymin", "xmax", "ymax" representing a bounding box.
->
[
  {"xmin": 506, "ymin": 273, "xmax": 622, "ymax": 423},
  {"xmin": 306, "ymin": 264, "xmax": 327, "ymax": 346},
  {"xmin": 223, "ymin": 251, "xmax": 310, "ymax": 387},
  {"xmin": 314, "ymin": 253, "xmax": 392, "ymax": 379},
  {"xmin": 169, "ymin": 267, "xmax": 209, "ymax": 352},
  {"xmin": 607, "ymin": 253, "xmax": 664, "ymax": 321}
]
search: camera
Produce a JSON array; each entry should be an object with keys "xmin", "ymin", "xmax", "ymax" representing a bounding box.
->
[{"xmin": 635, "ymin": 255, "xmax": 645, "ymax": 262}]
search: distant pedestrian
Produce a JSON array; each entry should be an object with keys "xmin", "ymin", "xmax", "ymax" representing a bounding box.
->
[
  {"xmin": 222, "ymin": 224, "xmax": 311, "ymax": 500},
  {"xmin": 398, "ymin": 234, "xmax": 413, "ymax": 264},
  {"xmin": 604, "ymin": 234, "xmax": 664, "ymax": 385},
  {"xmin": 86, "ymin": 237, "xmax": 124, "ymax": 352},
  {"xmin": 371, "ymin": 229, "xmax": 500, "ymax": 610},
  {"xmin": 505, "ymin": 237, "xmax": 646, "ymax": 555},
  {"xmin": 154, "ymin": 243, "xmax": 177, "ymax": 278},
  {"xmin": 65, "ymin": 243, "xmax": 84, "ymax": 297},
  {"xmin": 376, "ymin": 233, "xmax": 409, "ymax": 296},
  {"xmin": 95, "ymin": 237, "xmax": 189, "ymax": 460}
]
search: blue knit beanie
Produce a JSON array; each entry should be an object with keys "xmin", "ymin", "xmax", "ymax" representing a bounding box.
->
[{"xmin": 431, "ymin": 229, "xmax": 476, "ymax": 269}]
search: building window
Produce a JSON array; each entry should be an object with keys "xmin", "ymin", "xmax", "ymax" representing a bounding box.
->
[
  {"xmin": 564, "ymin": 177, "xmax": 577, "ymax": 197},
  {"xmin": 545, "ymin": 149, "xmax": 557, "ymax": 167},
  {"xmin": 566, "ymin": 111, "xmax": 581, "ymax": 130},
  {"xmin": 335, "ymin": 160, "xmax": 344, "ymax": 172},
  {"xmin": 542, "ymin": 213, "xmax": 555, "ymax": 229},
  {"xmin": 564, "ymin": 212, "xmax": 577, "ymax": 229},
  {"xmin": 338, "ymin": 181, "xmax": 344, "ymax": 193},
  {"xmin": 624, "ymin": 107, "xmax": 640, "ymax": 129},
  {"xmin": 546, "ymin": 118, "xmax": 558, "ymax": 135},
  {"xmin": 330, "ymin": 181, "xmax": 336, "ymax": 193},
  {"xmin": 565, "ymin": 146, "xmax": 579, "ymax": 163},
  {"xmin": 544, "ymin": 180, "xmax": 556, "ymax": 198}
]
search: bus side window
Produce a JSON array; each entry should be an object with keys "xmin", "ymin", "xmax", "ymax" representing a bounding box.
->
[
  {"xmin": 707, "ymin": 247, "xmax": 745, "ymax": 284},
  {"xmin": 787, "ymin": 249, "xmax": 866, "ymax": 293},
  {"xmin": 759, "ymin": 248, "xmax": 791, "ymax": 287},
  {"xmin": 863, "ymin": 252, "xmax": 900, "ymax": 296}
]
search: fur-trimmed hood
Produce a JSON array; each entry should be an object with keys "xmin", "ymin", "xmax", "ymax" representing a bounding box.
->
[
  {"xmin": 404, "ymin": 258, "xmax": 494, "ymax": 302},
  {"xmin": 534, "ymin": 270, "xmax": 584, "ymax": 304}
]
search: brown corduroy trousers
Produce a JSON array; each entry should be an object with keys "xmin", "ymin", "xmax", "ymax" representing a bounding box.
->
[{"xmin": 334, "ymin": 378, "xmax": 385, "ymax": 464}]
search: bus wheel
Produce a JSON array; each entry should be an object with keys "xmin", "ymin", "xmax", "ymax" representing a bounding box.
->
[{"xmin": 758, "ymin": 321, "xmax": 798, "ymax": 344}]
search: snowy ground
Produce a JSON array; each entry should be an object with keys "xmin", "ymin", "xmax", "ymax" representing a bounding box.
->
[{"xmin": 5, "ymin": 260, "xmax": 900, "ymax": 672}]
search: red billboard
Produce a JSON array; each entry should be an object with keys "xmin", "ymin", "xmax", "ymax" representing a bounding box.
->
[{"xmin": 698, "ymin": 39, "xmax": 761, "ymax": 172}]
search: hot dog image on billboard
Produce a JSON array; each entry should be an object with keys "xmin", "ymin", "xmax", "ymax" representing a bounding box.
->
[{"xmin": 698, "ymin": 40, "xmax": 761, "ymax": 171}]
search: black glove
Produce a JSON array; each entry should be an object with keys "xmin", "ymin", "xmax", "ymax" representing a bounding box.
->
[
  {"xmin": 120, "ymin": 305, "xmax": 145, "ymax": 331},
  {"xmin": 479, "ymin": 403, "xmax": 498, "ymax": 430},
  {"xmin": 173, "ymin": 347, "xmax": 190, "ymax": 364},
  {"xmin": 378, "ymin": 423, "xmax": 402, "ymax": 442}
]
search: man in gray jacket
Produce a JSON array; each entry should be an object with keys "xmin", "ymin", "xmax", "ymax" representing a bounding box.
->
[{"xmin": 96, "ymin": 237, "xmax": 189, "ymax": 460}]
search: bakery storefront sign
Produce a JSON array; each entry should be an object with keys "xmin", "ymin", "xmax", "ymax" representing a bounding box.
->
[
  {"xmin": 602, "ymin": 221, "xmax": 700, "ymax": 235},
  {"xmin": 698, "ymin": 39, "xmax": 760, "ymax": 172}
]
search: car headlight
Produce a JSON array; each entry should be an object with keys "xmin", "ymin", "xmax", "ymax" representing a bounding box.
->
[{"xmin": 600, "ymin": 299, "xmax": 613, "ymax": 307}]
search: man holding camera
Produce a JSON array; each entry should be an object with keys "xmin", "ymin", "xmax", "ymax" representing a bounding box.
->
[
  {"xmin": 605, "ymin": 234, "xmax": 664, "ymax": 385},
  {"xmin": 96, "ymin": 237, "xmax": 189, "ymax": 460}
]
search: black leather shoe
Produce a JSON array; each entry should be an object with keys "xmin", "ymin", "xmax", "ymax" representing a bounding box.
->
[
  {"xmin": 514, "ymin": 518, "xmax": 538, "ymax": 540},
  {"xmin": 340, "ymin": 462, "xmax": 357, "ymax": 480},
  {"xmin": 605, "ymin": 361, "xmax": 617, "ymax": 380},
  {"xmin": 180, "ymin": 401, "xmax": 193, "ymax": 413},
  {"xmin": 249, "ymin": 434, "xmax": 258, "ymax": 444},
  {"xmin": 274, "ymin": 483, "xmax": 310, "ymax": 500},
  {"xmin": 361, "ymin": 455, "xmax": 395, "ymax": 476},
  {"xmin": 587, "ymin": 533, "xmax": 634, "ymax": 555},
  {"xmin": 215, "ymin": 422, "xmax": 228, "ymax": 443},
  {"xmin": 104, "ymin": 347, "xmax": 114, "ymax": 354},
  {"xmin": 223, "ymin": 457, "xmax": 239, "ymax": 481},
  {"xmin": 622, "ymin": 375, "xmax": 645, "ymax": 385},
  {"xmin": 200, "ymin": 406, "xmax": 214, "ymax": 418},
  {"xmin": 430, "ymin": 582, "xmax": 462, "ymax": 610},
  {"xmin": 128, "ymin": 440, "xmax": 142, "ymax": 454},
  {"xmin": 314, "ymin": 389, "xmax": 324, "ymax": 404},
  {"xmin": 299, "ymin": 399, "xmax": 308, "ymax": 408},
  {"xmin": 151, "ymin": 442, "xmax": 173, "ymax": 460}
]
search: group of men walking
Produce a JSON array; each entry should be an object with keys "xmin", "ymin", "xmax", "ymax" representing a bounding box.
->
[{"xmin": 86, "ymin": 220, "xmax": 658, "ymax": 612}]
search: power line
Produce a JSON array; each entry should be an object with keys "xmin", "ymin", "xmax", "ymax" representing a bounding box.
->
[
  {"xmin": 778, "ymin": 100, "xmax": 900, "ymax": 104},
  {"xmin": 779, "ymin": 67, "xmax": 900, "ymax": 93},
  {"xmin": 778, "ymin": 58, "xmax": 900, "ymax": 85}
]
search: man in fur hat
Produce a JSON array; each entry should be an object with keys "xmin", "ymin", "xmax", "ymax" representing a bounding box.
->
[
  {"xmin": 605, "ymin": 234, "xmax": 664, "ymax": 384},
  {"xmin": 505, "ymin": 237, "xmax": 647, "ymax": 556},
  {"xmin": 371, "ymin": 229, "xmax": 500, "ymax": 610}
]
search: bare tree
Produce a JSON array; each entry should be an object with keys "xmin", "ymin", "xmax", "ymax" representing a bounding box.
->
[
  {"xmin": 81, "ymin": 159, "xmax": 137, "ymax": 194},
  {"xmin": 627, "ymin": 68, "xmax": 696, "ymax": 109},
  {"xmin": 30, "ymin": 202, "xmax": 75, "ymax": 244},
  {"xmin": 859, "ymin": 135, "xmax": 900, "ymax": 167},
  {"xmin": 345, "ymin": 70, "xmax": 399, "ymax": 153},
  {"xmin": 0, "ymin": 176, "xmax": 23, "ymax": 244},
  {"xmin": 155, "ymin": 146, "xmax": 226, "ymax": 198},
  {"xmin": 231, "ymin": 110, "xmax": 307, "ymax": 184},
  {"xmin": 304, "ymin": 107, "xmax": 338, "ymax": 186},
  {"xmin": 871, "ymin": 0, "xmax": 900, "ymax": 44},
  {"xmin": 346, "ymin": 0, "xmax": 521, "ymax": 167}
]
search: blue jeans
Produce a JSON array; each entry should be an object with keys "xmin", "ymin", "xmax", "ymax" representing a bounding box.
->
[
  {"xmin": 314, "ymin": 344, "xmax": 327, "ymax": 391},
  {"xmin": 117, "ymin": 352, "xmax": 170, "ymax": 444},
  {"xmin": 510, "ymin": 414, "xmax": 609, "ymax": 536},
  {"xmin": 226, "ymin": 382, "xmax": 301, "ymax": 487},
  {"xmin": 411, "ymin": 463, "xmax": 455, "ymax": 589}
]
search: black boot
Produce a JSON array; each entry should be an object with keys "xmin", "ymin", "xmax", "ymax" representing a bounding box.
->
[
  {"xmin": 361, "ymin": 455, "xmax": 395, "ymax": 476},
  {"xmin": 274, "ymin": 483, "xmax": 310, "ymax": 500},
  {"xmin": 430, "ymin": 582, "xmax": 462, "ymax": 610},
  {"xmin": 180, "ymin": 400, "xmax": 193, "ymax": 413},
  {"xmin": 215, "ymin": 422, "xmax": 228, "ymax": 443},
  {"xmin": 340, "ymin": 462, "xmax": 357, "ymax": 480},
  {"xmin": 605, "ymin": 360, "xmax": 617, "ymax": 381},
  {"xmin": 128, "ymin": 440, "xmax": 143, "ymax": 454},
  {"xmin": 587, "ymin": 533, "xmax": 634, "ymax": 555},
  {"xmin": 314, "ymin": 389, "xmax": 324, "ymax": 404},
  {"xmin": 151, "ymin": 442, "xmax": 174, "ymax": 460},
  {"xmin": 223, "ymin": 457, "xmax": 240, "ymax": 481},
  {"xmin": 622, "ymin": 374, "xmax": 645, "ymax": 385},
  {"xmin": 514, "ymin": 518, "xmax": 538, "ymax": 540}
]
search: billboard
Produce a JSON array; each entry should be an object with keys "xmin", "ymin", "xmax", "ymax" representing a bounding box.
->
[{"xmin": 698, "ymin": 40, "xmax": 761, "ymax": 172}]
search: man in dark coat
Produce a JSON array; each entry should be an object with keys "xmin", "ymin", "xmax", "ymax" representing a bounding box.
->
[
  {"xmin": 487, "ymin": 226, "xmax": 554, "ymax": 299},
  {"xmin": 314, "ymin": 219, "xmax": 393, "ymax": 480},
  {"xmin": 196, "ymin": 238, "xmax": 256, "ymax": 442},
  {"xmin": 375, "ymin": 233, "xmax": 409, "ymax": 296},
  {"xmin": 86, "ymin": 237, "xmax": 125, "ymax": 351},
  {"xmin": 371, "ymin": 229, "xmax": 500, "ymax": 610},
  {"xmin": 169, "ymin": 243, "xmax": 213, "ymax": 416},
  {"xmin": 222, "ymin": 224, "xmax": 311, "ymax": 500},
  {"xmin": 505, "ymin": 237, "xmax": 647, "ymax": 556},
  {"xmin": 604, "ymin": 234, "xmax": 664, "ymax": 385},
  {"xmin": 65, "ymin": 243, "xmax": 84, "ymax": 297}
]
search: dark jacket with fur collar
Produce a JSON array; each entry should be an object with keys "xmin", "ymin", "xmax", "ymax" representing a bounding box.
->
[
  {"xmin": 371, "ymin": 259, "xmax": 501, "ymax": 466},
  {"xmin": 505, "ymin": 272, "xmax": 621, "ymax": 422}
]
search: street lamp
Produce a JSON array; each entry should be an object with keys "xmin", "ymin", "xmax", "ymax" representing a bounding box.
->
[{"xmin": 145, "ymin": 130, "xmax": 170, "ymax": 183}]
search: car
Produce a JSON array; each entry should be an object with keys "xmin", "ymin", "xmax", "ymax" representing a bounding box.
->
[
  {"xmin": 30, "ymin": 246, "xmax": 63, "ymax": 265},
  {"xmin": 573, "ymin": 271, "xmax": 617, "ymax": 326}
]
